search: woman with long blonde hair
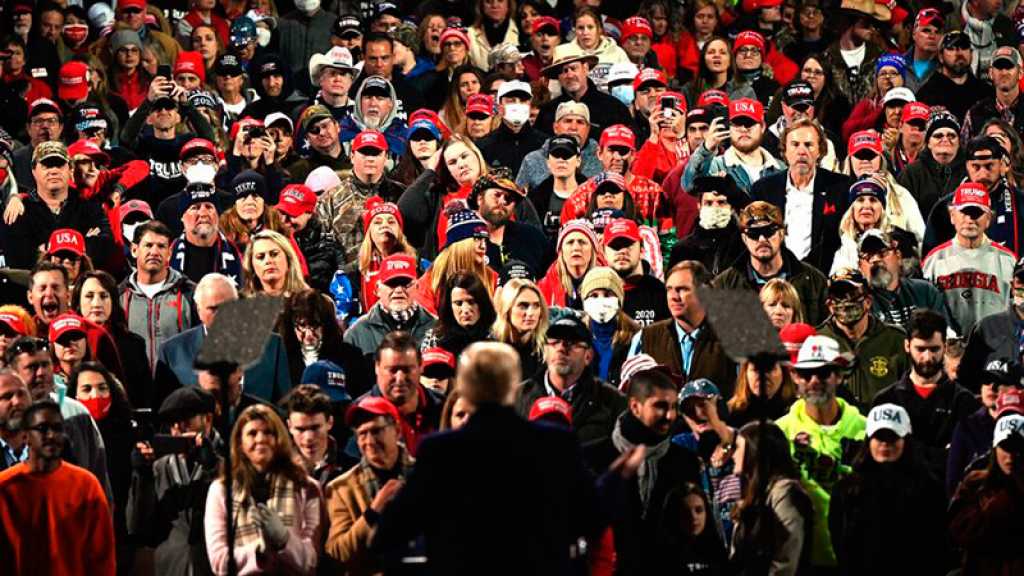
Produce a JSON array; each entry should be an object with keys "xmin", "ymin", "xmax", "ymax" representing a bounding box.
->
[
  {"xmin": 840, "ymin": 129, "xmax": 924, "ymax": 243},
  {"xmin": 243, "ymin": 230, "xmax": 309, "ymax": 297},
  {"xmin": 204, "ymin": 404, "xmax": 320, "ymax": 575},
  {"xmin": 492, "ymin": 278, "xmax": 549, "ymax": 378},
  {"xmin": 537, "ymin": 220, "xmax": 604, "ymax": 309},
  {"xmin": 358, "ymin": 199, "xmax": 419, "ymax": 311},
  {"xmin": 412, "ymin": 205, "xmax": 498, "ymax": 315}
]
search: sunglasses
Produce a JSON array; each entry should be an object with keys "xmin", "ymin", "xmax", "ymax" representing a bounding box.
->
[
  {"xmin": 154, "ymin": 100, "xmax": 178, "ymax": 111},
  {"xmin": 382, "ymin": 279, "xmax": 413, "ymax": 290},
  {"xmin": 307, "ymin": 121, "xmax": 333, "ymax": 136},
  {"xmin": 595, "ymin": 186, "xmax": 623, "ymax": 196},
  {"xmin": 549, "ymin": 149, "xmax": 578, "ymax": 160},
  {"xmin": 743, "ymin": 225, "xmax": 780, "ymax": 240},
  {"xmin": 794, "ymin": 366, "xmax": 836, "ymax": 380},
  {"xmin": 50, "ymin": 251, "xmax": 82, "ymax": 263},
  {"xmin": 607, "ymin": 146, "xmax": 631, "ymax": 157},
  {"xmin": 958, "ymin": 206, "xmax": 988, "ymax": 220},
  {"xmin": 40, "ymin": 157, "xmax": 68, "ymax": 169},
  {"xmin": 356, "ymin": 148, "xmax": 384, "ymax": 157},
  {"xmin": 852, "ymin": 150, "xmax": 879, "ymax": 161},
  {"xmin": 467, "ymin": 112, "xmax": 491, "ymax": 121},
  {"xmin": 9, "ymin": 337, "xmax": 47, "ymax": 357}
]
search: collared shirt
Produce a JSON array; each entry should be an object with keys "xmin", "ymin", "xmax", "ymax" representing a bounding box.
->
[
  {"xmin": 784, "ymin": 172, "xmax": 816, "ymax": 260},
  {"xmin": 544, "ymin": 371, "xmax": 580, "ymax": 403},
  {"xmin": 0, "ymin": 436, "xmax": 27, "ymax": 471},
  {"xmin": 675, "ymin": 322, "xmax": 703, "ymax": 374}
]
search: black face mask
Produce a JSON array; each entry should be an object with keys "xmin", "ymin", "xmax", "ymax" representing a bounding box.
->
[{"xmin": 348, "ymin": 46, "xmax": 362, "ymax": 62}]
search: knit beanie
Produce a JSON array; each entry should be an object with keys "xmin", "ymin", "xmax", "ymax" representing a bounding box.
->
[
  {"xmin": 925, "ymin": 109, "xmax": 961, "ymax": 141},
  {"xmin": 442, "ymin": 202, "xmax": 488, "ymax": 251},
  {"xmin": 848, "ymin": 175, "xmax": 887, "ymax": 208},
  {"xmin": 110, "ymin": 29, "xmax": 142, "ymax": 53},
  {"xmin": 231, "ymin": 170, "xmax": 272, "ymax": 203},
  {"xmin": 557, "ymin": 219, "xmax": 600, "ymax": 254},
  {"xmin": 580, "ymin": 266, "xmax": 624, "ymax": 302},
  {"xmin": 362, "ymin": 196, "xmax": 404, "ymax": 231}
]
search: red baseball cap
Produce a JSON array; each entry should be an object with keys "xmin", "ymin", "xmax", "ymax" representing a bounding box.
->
[
  {"xmin": 421, "ymin": 347, "xmax": 456, "ymax": 377},
  {"xmin": 603, "ymin": 218, "xmax": 641, "ymax": 246},
  {"xmin": 742, "ymin": 0, "xmax": 782, "ymax": 11},
  {"xmin": 528, "ymin": 396, "xmax": 573, "ymax": 425},
  {"xmin": 345, "ymin": 395, "xmax": 402, "ymax": 426},
  {"xmin": 697, "ymin": 89, "xmax": 729, "ymax": 108},
  {"xmin": 729, "ymin": 98, "xmax": 764, "ymax": 123},
  {"xmin": 734, "ymin": 30, "xmax": 765, "ymax": 53},
  {"xmin": 179, "ymin": 138, "xmax": 217, "ymax": 161},
  {"xmin": 377, "ymin": 253, "xmax": 418, "ymax": 285},
  {"xmin": 951, "ymin": 182, "xmax": 991, "ymax": 211},
  {"xmin": 659, "ymin": 91, "xmax": 686, "ymax": 113},
  {"xmin": 29, "ymin": 98, "xmax": 62, "ymax": 118},
  {"xmin": 119, "ymin": 199, "xmax": 153, "ymax": 221},
  {"xmin": 532, "ymin": 15, "xmax": 560, "ymax": 35},
  {"xmin": 915, "ymin": 7, "xmax": 944, "ymax": 30},
  {"xmin": 600, "ymin": 124, "xmax": 636, "ymax": 150},
  {"xmin": 901, "ymin": 101, "xmax": 930, "ymax": 124},
  {"xmin": 46, "ymin": 228, "xmax": 85, "ymax": 257},
  {"xmin": 117, "ymin": 0, "xmax": 147, "ymax": 11},
  {"xmin": 353, "ymin": 130, "xmax": 387, "ymax": 153},
  {"xmin": 48, "ymin": 313, "xmax": 87, "ymax": 343},
  {"xmin": 466, "ymin": 94, "xmax": 494, "ymax": 116},
  {"xmin": 228, "ymin": 117, "xmax": 263, "ymax": 144},
  {"xmin": 68, "ymin": 139, "xmax": 110, "ymax": 166},
  {"xmin": 174, "ymin": 51, "xmax": 206, "ymax": 84},
  {"xmin": 996, "ymin": 389, "xmax": 1024, "ymax": 418},
  {"xmin": 632, "ymin": 67, "xmax": 667, "ymax": 92},
  {"xmin": 621, "ymin": 17, "xmax": 653, "ymax": 40},
  {"xmin": 0, "ymin": 312, "xmax": 27, "ymax": 336},
  {"xmin": 58, "ymin": 61, "xmax": 89, "ymax": 102},
  {"xmin": 276, "ymin": 184, "xmax": 317, "ymax": 218},
  {"xmin": 407, "ymin": 108, "xmax": 451, "ymax": 140},
  {"xmin": 362, "ymin": 196, "xmax": 404, "ymax": 231},
  {"xmin": 779, "ymin": 322, "xmax": 816, "ymax": 365},
  {"xmin": 848, "ymin": 130, "xmax": 884, "ymax": 156}
]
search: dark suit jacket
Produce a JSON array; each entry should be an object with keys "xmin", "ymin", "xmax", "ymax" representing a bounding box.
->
[
  {"xmin": 153, "ymin": 325, "xmax": 292, "ymax": 409},
  {"xmin": 372, "ymin": 404, "xmax": 613, "ymax": 576},
  {"xmin": 750, "ymin": 168, "xmax": 852, "ymax": 275}
]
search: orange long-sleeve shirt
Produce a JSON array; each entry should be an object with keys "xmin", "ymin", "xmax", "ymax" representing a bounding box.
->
[{"xmin": 0, "ymin": 461, "xmax": 116, "ymax": 576}]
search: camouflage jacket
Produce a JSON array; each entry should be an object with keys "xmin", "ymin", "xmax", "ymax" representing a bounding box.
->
[{"xmin": 314, "ymin": 176, "xmax": 403, "ymax": 273}]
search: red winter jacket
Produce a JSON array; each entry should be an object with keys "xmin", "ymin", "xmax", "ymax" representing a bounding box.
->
[
  {"xmin": 842, "ymin": 97, "xmax": 884, "ymax": 144},
  {"xmin": 659, "ymin": 162, "xmax": 699, "ymax": 237},
  {"xmin": 633, "ymin": 139, "xmax": 690, "ymax": 185}
]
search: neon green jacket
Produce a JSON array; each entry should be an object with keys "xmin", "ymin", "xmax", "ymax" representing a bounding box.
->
[{"xmin": 776, "ymin": 398, "xmax": 866, "ymax": 567}]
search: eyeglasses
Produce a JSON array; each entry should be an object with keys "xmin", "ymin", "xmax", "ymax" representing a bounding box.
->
[
  {"xmin": 294, "ymin": 321, "xmax": 321, "ymax": 334},
  {"xmin": 737, "ymin": 46, "xmax": 761, "ymax": 56},
  {"xmin": 31, "ymin": 117, "xmax": 60, "ymax": 127},
  {"xmin": 743, "ymin": 225, "xmax": 780, "ymax": 240},
  {"xmin": 877, "ymin": 70, "xmax": 902, "ymax": 79},
  {"xmin": 802, "ymin": 68, "xmax": 824, "ymax": 77},
  {"xmin": 27, "ymin": 422, "xmax": 65, "ymax": 435},
  {"xmin": 443, "ymin": 41, "xmax": 464, "ymax": 49},
  {"xmin": 858, "ymin": 247, "xmax": 893, "ymax": 261},
  {"xmin": 186, "ymin": 154, "xmax": 217, "ymax": 166},
  {"xmin": 794, "ymin": 366, "xmax": 835, "ymax": 380}
]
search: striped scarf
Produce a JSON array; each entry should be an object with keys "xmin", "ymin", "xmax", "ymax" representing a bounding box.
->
[{"xmin": 231, "ymin": 474, "xmax": 299, "ymax": 549}]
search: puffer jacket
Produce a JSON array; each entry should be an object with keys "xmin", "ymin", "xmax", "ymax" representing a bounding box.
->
[
  {"xmin": 119, "ymin": 268, "xmax": 199, "ymax": 374},
  {"xmin": 896, "ymin": 147, "xmax": 967, "ymax": 219},
  {"xmin": 293, "ymin": 217, "xmax": 343, "ymax": 293}
]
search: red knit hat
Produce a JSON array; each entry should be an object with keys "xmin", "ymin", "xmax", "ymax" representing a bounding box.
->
[{"xmin": 362, "ymin": 196, "xmax": 404, "ymax": 231}]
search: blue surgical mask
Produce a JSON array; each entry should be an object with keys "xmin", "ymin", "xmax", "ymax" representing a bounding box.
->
[{"xmin": 611, "ymin": 85, "xmax": 635, "ymax": 107}]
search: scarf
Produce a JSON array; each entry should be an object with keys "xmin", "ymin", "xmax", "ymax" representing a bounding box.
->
[
  {"xmin": 231, "ymin": 473, "xmax": 299, "ymax": 549},
  {"xmin": 611, "ymin": 411, "xmax": 672, "ymax": 518},
  {"xmin": 963, "ymin": 1, "xmax": 996, "ymax": 74},
  {"xmin": 483, "ymin": 18, "xmax": 511, "ymax": 48},
  {"xmin": 384, "ymin": 303, "xmax": 418, "ymax": 326}
]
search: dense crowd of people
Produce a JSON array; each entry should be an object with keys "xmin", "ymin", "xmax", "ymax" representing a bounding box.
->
[{"xmin": 1, "ymin": 0, "xmax": 1024, "ymax": 573}]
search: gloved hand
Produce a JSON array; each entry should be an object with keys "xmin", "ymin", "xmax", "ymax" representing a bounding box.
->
[{"xmin": 254, "ymin": 504, "xmax": 290, "ymax": 551}]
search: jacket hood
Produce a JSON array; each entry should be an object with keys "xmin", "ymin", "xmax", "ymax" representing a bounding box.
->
[
  {"xmin": 250, "ymin": 52, "xmax": 294, "ymax": 101},
  {"xmin": 352, "ymin": 77, "xmax": 399, "ymax": 130}
]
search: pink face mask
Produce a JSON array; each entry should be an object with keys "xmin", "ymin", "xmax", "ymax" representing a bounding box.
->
[
  {"xmin": 80, "ymin": 395, "xmax": 112, "ymax": 421},
  {"xmin": 62, "ymin": 23, "xmax": 89, "ymax": 45}
]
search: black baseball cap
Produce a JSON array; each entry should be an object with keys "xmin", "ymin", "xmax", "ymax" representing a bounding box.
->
[
  {"xmin": 159, "ymin": 386, "xmax": 216, "ymax": 421},
  {"xmin": 547, "ymin": 315, "xmax": 591, "ymax": 343},
  {"xmin": 548, "ymin": 135, "xmax": 580, "ymax": 157},
  {"xmin": 783, "ymin": 80, "xmax": 815, "ymax": 108},
  {"xmin": 333, "ymin": 14, "xmax": 362, "ymax": 38},
  {"xmin": 942, "ymin": 30, "xmax": 971, "ymax": 50}
]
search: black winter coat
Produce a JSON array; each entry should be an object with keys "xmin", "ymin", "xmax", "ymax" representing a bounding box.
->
[
  {"xmin": 294, "ymin": 217, "xmax": 343, "ymax": 294},
  {"xmin": 514, "ymin": 370, "xmax": 627, "ymax": 446}
]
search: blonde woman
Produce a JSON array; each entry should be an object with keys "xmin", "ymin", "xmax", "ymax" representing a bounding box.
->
[
  {"xmin": 467, "ymin": 0, "xmax": 520, "ymax": 71},
  {"xmin": 412, "ymin": 205, "xmax": 497, "ymax": 315},
  {"xmin": 243, "ymin": 230, "xmax": 310, "ymax": 297},
  {"xmin": 841, "ymin": 129, "xmax": 925, "ymax": 243},
  {"xmin": 204, "ymin": 405, "xmax": 320, "ymax": 575},
  {"xmin": 358, "ymin": 199, "xmax": 419, "ymax": 311},
  {"xmin": 492, "ymin": 278, "xmax": 549, "ymax": 379},
  {"xmin": 537, "ymin": 220, "xmax": 604, "ymax": 309},
  {"xmin": 759, "ymin": 278, "xmax": 803, "ymax": 330},
  {"xmin": 830, "ymin": 174, "xmax": 905, "ymax": 275}
]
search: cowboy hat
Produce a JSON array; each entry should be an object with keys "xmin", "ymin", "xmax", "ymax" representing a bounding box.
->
[{"xmin": 542, "ymin": 43, "xmax": 600, "ymax": 79}]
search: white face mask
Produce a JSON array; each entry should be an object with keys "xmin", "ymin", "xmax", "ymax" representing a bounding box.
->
[
  {"xmin": 1014, "ymin": 294, "xmax": 1024, "ymax": 315},
  {"xmin": 503, "ymin": 103, "xmax": 530, "ymax": 127},
  {"xmin": 611, "ymin": 85, "xmax": 635, "ymax": 107},
  {"xmin": 184, "ymin": 162, "xmax": 217, "ymax": 184},
  {"xmin": 256, "ymin": 27, "xmax": 271, "ymax": 48},
  {"xmin": 699, "ymin": 205, "xmax": 732, "ymax": 229},
  {"xmin": 583, "ymin": 296, "xmax": 620, "ymax": 324},
  {"xmin": 122, "ymin": 220, "xmax": 148, "ymax": 244},
  {"xmin": 295, "ymin": 0, "xmax": 320, "ymax": 14}
]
